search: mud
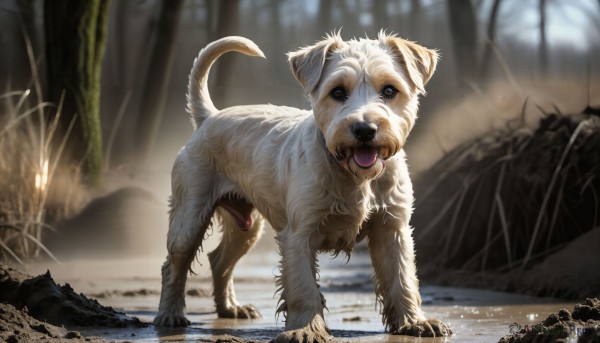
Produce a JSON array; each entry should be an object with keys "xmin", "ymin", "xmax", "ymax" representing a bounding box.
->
[
  {"xmin": 0, "ymin": 265, "xmax": 145, "ymax": 328},
  {"xmin": 498, "ymin": 298, "xmax": 600, "ymax": 343},
  {"xmin": 2, "ymin": 244, "xmax": 597, "ymax": 342},
  {"xmin": 420, "ymin": 227, "xmax": 600, "ymax": 300},
  {"xmin": 0, "ymin": 302, "xmax": 106, "ymax": 343},
  {"xmin": 16, "ymin": 254, "xmax": 588, "ymax": 343}
]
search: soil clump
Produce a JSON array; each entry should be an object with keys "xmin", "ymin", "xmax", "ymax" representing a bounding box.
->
[
  {"xmin": 498, "ymin": 298, "xmax": 600, "ymax": 342},
  {"xmin": 0, "ymin": 264, "xmax": 146, "ymax": 342}
]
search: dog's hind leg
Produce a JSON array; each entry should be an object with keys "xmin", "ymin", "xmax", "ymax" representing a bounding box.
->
[
  {"xmin": 154, "ymin": 150, "xmax": 216, "ymax": 327},
  {"xmin": 208, "ymin": 208, "xmax": 264, "ymax": 319}
]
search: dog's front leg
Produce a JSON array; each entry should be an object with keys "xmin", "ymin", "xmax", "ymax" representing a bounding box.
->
[
  {"xmin": 366, "ymin": 209, "xmax": 452, "ymax": 337},
  {"xmin": 273, "ymin": 228, "xmax": 332, "ymax": 343}
]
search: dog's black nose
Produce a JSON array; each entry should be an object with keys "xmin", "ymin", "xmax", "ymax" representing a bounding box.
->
[{"xmin": 352, "ymin": 122, "xmax": 377, "ymax": 142}]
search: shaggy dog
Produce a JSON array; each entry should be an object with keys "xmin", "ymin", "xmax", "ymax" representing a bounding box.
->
[{"xmin": 154, "ymin": 32, "xmax": 451, "ymax": 341}]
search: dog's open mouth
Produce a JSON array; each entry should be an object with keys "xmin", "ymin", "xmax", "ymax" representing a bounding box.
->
[
  {"xmin": 337, "ymin": 145, "xmax": 390, "ymax": 170},
  {"xmin": 218, "ymin": 194, "xmax": 254, "ymax": 230},
  {"xmin": 353, "ymin": 145, "xmax": 379, "ymax": 168}
]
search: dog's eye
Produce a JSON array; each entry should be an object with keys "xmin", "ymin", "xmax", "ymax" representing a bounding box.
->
[
  {"xmin": 380, "ymin": 85, "xmax": 398, "ymax": 99},
  {"xmin": 329, "ymin": 87, "xmax": 348, "ymax": 102}
]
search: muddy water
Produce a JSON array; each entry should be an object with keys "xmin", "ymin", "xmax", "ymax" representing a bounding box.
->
[{"xmin": 28, "ymin": 251, "xmax": 576, "ymax": 342}]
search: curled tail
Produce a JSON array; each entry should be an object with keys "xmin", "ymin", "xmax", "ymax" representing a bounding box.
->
[{"xmin": 187, "ymin": 36, "xmax": 265, "ymax": 128}]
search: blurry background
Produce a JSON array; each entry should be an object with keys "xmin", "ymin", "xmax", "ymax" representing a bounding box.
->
[
  {"xmin": 0, "ymin": 0, "xmax": 599, "ymax": 298},
  {"xmin": 2, "ymin": 0, "xmax": 599, "ymax": 170}
]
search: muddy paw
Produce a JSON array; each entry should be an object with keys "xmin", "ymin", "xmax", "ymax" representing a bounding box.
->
[
  {"xmin": 392, "ymin": 318, "xmax": 452, "ymax": 337},
  {"xmin": 271, "ymin": 327, "xmax": 335, "ymax": 343},
  {"xmin": 218, "ymin": 304, "xmax": 262, "ymax": 319},
  {"xmin": 153, "ymin": 312, "xmax": 190, "ymax": 327}
]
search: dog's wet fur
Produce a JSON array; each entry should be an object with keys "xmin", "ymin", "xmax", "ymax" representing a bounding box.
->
[{"xmin": 153, "ymin": 32, "xmax": 452, "ymax": 341}]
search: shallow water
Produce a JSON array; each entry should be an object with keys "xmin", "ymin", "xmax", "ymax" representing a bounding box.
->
[{"xmin": 28, "ymin": 251, "xmax": 578, "ymax": 342}]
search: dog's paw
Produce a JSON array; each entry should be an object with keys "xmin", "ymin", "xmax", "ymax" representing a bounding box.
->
[
  {"xmin": 271, "ymin": 327, "xmax": 335, "ymax": 343},
  {"xmin": 217, "ymin": 304, "xmax": 262, "ymax": 319},
  {"xmin": 391, "ymin": 318, "xmax": 452, "ymax": 337},
  {"xmin": 153, "ymin": 312, "xmax": 191, "ymax": 327}
]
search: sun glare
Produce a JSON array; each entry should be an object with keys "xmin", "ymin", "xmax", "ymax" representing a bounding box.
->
[{"xmin": 35, "ymin": 159, "xmax": 49, "ymax": 191}]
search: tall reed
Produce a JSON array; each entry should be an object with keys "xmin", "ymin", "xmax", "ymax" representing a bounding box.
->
[{"xmin": 0, "ymin": 89, "xmax": 82, "ymax": 264}]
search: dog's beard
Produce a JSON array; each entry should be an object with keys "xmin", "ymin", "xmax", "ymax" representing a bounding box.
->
[{"xmin": 318, "ymin": 109, "xmax": 403, "ymax": 181}]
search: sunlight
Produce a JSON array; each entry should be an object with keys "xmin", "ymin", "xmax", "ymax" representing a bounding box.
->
[{"xmin": 35, "ymin": 159, "xmax": 49, "ymax": 191}]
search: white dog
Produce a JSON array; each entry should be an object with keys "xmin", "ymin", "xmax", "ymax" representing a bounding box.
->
[{"xmin": 154, "ymin": 32, "xmax": 451, "ymax": 341}]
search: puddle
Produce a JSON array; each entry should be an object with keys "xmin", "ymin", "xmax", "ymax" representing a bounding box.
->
[{"xmin": 26, "ymin": 251, "xmax": 577, "ymax": 342}]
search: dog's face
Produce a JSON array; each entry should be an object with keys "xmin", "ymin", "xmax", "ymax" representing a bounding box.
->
[{"xmin": 288, "ymin": 32, "xmax": 437, "ymax": 181}]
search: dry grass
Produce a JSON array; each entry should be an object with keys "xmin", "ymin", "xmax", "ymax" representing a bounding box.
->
[
  {"xmin": 0, "ymin": 89, "xmax": 85, "ymax": 265},
  {"xmin": 0, "ymin": 32, "xmax": 89, "ymax": 265},
  {"xmin": 413, "ymin": 109, "xmax": 600, "ymax": 273}
]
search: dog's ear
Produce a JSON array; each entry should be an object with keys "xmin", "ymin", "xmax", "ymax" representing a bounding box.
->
[
  {"xmin": 381, "ymin": 34, "xmax": 438, "ymax": 94},
  {"xmin": 288, "ymin": 33, "xmax": 346, "ymax": 95}
]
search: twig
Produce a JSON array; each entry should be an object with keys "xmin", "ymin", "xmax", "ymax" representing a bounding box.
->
[
  {"xmin": 415, "ymin": 189, "xmax": 462, "ymax": 240},
  {"xmin": 450, "ymin": 178, "xmax": 484, "ymax": 259},
  {"xmin": 22, "ymin": 232, "xmax": 60, "ymax": 264},
  {"xmin": 104, "ymin": 91, "xmax": 132, "ymax": 169},
  {"xmin": 522, "ymin": 119, "xmax": 587, "ymax": 269},
  {"xmin": 495, "ymin": 193, "xmax": 512, "ymax": 271},
  {"xmin": 0, "ymin": 240, "xmax": 24, "ymax": 266},
  {"xmin": 443, "ymin": 179, "xmax": 470, "ymax": 259},
  {"xmin": 0, "ymin": 102, "xmax": 54, "ymax": 138}
]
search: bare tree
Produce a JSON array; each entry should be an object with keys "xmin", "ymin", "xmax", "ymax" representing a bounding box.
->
[
  {"xmin": 44, "ymin": 0, "xmax": 111, "ymax": 185},
  {"xmin": 539, "ymin": 0, "xmax": 548, "ymax": 75},
  {"xmin": 211, "ymin": 0, "xmax": 239, "ymax": 107},
  {"xmin": 447, "ymin": 0, "xmax": 480, "ymax": 86},
  {"xmin": 317, "ymin": 0, "xmax": 333, "ymax": 36},
  {"xmin": 135, "ymin": 0, "xmax": 185, "ymax": 162},
  {"xmin": 480, "ymin": 0, "xmax": 502, "ymax": 82},
  {"xmin": 409, "ymin": 0, "xmax": 422, "ymax": 37},
  {"xmin": 373, "ymin": 1, "xmax": 389, "ymax": 30}
]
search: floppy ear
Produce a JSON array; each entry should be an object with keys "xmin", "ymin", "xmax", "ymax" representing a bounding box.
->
[
  {"xmin": 287, "ymin": 33, "xmax": 346, "ymax": 95},
  {"xmin": 381, "ymin": 34, "xmax": 438, "ymax": 94}
]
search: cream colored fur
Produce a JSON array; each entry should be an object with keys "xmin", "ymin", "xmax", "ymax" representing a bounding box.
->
[{"xmin": 154, "ymin": 33, "xmax": 451, "ymax": 341}]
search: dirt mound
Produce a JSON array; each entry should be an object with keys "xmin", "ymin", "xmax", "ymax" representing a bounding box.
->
[
  {"xmin": 0, "ymin": 302, "xmax": 106, "ymax": 342},
  {"xmin": 520, "ymin": 228, "xmax": 600, "ymax": 298},
  {"xmin": 413, "ymin": 112, "xmax": 600, "ymax": 297},
  {"xmin": 45, "ymin": 186, "xmax": 165, "ymax": 258},
  {"xmin": 0, "ymin": 264, "xmax": 145, "ymax": 328},
  {"xmin": 498, "ymin": 298, "xmax": 600, "ymax": 342}
]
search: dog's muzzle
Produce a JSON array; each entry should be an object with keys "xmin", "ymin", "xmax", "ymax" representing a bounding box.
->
[
  {"xmin": 335, "ymin": 122, "xmax": 393, "ymax": 170},
  {"xmin": 336, "ymin": 144, "xmax": 391, "ymax": 169}
]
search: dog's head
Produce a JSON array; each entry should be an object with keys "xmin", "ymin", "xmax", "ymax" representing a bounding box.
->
[{"xmin": 288, "ymin": 31, "xmax": 437, "ymax": 181}]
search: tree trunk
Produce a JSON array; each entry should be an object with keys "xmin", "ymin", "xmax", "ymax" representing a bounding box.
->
[
  {"xmin": 409, "ymin": 0, "xmax": 422, "ymax": 37},
  {"xmin": 447, "ymin": 0, "xmax": 479, "ymax": 86},
  {"xmin": 539, "ymin": 0, "xmax": 548, "ymax": 76},
  {"xmin": 213, "ymin": 0, "xmax": 239, "ymax": 106},
  {"xmin": 317, "ymin": 0, "xmax": 332, "ymax": 36},
  {"xmin": 135, "ymin": 0, "xmax": 185, "ymax": 162},
  {"xmin": 44, "ymin": 0, "xmax": 111, "ymax": 185},
  {"xmin": 479, "ymin": 0, "xmax": 502, "ymax": 82},
  {"xmin": 373, "ymin": 1, "xmax": 388, "ymax": 32}
]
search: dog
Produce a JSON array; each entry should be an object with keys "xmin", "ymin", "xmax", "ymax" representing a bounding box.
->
[{"xmin": 153, "ymin": 32, "xmax": 452, "ymax": 341}]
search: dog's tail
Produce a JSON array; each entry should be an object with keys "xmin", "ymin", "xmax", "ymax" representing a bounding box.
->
[{"xmin": 187, "ymin": 36, "xmax": 265, "ymax": 128}]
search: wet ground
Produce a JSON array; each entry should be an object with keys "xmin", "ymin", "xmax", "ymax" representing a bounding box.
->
[{"xmin": 26, "ymin": 250, "xmax": 579, "ymax": 343}]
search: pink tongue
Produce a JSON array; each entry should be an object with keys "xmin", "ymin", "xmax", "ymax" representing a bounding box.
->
[{"xmin": 353, "ymin": 146, "xmax": 378, "ymax": 168}]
